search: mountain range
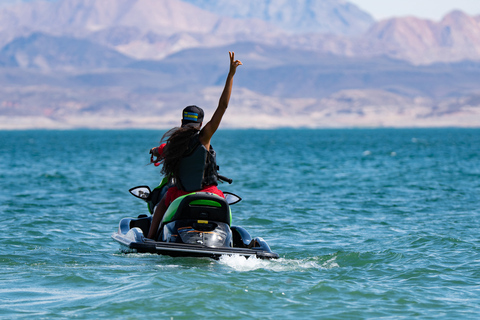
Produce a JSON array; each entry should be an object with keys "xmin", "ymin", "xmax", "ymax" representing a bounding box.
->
[{"xmin": 0, "ymin": 0, "xmax": 479, "ymax": 129}]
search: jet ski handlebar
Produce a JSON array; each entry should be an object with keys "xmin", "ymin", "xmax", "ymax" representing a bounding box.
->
[{"xmin": 218, "ymin": 175, "xmax": 232, "ymax": 184}]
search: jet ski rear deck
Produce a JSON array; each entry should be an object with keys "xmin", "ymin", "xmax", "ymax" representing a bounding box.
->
[
  {"xmin": 112, "ymin": 229, "xmax": 278, "ymax": 259},
  {"xmin": 112, "ymin": 189, "xmax": 279, "ymax": 260}
]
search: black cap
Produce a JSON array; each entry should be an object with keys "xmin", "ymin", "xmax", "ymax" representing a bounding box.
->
[{"xmin": 182, "ymin": 105, "xmax": 204, "ymax": 125}]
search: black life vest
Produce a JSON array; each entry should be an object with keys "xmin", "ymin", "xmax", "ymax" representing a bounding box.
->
[{"xmin": 177, "ymin": 133, "xmax": 218, "ymax": 192}]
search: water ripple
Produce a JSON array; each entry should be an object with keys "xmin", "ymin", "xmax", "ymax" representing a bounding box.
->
[{"xmin": 1, "ymin": 129, "xmax": 480, "ymax": 319}]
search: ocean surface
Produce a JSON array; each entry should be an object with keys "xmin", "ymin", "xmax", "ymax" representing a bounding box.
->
[{"xmin": 1, "ymin": 129, "xmax": 479, "ymax": 319}]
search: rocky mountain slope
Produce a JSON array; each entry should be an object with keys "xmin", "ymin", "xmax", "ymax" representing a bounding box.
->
[
  {"xmin": 359, "ymin": 11, "xmax": 480, "ymax": 64},
  {"xmin": 0, "ymin": 33, "xmax": 134, "ymax": 70},
  {"xmin": 182, "ymin": 0, "xmax": 374, "ymax": 35}
]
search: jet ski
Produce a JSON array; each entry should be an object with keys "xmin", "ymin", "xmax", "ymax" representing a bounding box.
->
[{"xmin": 112, "ymin": 181, "xmax": 279, "ymax": 260}]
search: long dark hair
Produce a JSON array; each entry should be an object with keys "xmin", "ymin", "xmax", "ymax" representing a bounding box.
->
[{"xmin": 160, "ymin": 126, "xmax": 200, "ymax": 180}]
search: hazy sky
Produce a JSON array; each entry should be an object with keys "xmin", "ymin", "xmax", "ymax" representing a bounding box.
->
[{"xmin": 348, "ymin": 0, "xmax": 480, "ymax": 21}]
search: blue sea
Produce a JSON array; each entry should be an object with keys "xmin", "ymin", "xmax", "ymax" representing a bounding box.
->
[{"xmin": 1, "ymin": 129, "xmax": 479, "ymax": 319}]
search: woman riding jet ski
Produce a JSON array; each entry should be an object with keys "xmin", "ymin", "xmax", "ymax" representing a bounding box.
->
[{"xmin": 112, "ymin": 52, "xmax": 278, "ymax": 259}]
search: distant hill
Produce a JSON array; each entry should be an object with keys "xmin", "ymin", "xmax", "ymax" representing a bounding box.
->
[
  {"xmin": 0, "ymin": 0, "xmax": 225, "ymax": 36},
  {"xmin": 360, "ymin": 11, "xmax": 480, "ymax": 64},
  {"xmin": 181, "ymin": 0, "xmax": 375, "ymax": 35},
  {"xmin": 0, "ymin": 32, "xmax": 134, "ymax": 70},
  {"xmin": 135, "ymin": 43, "xmax": 480, "ymax": 100}
]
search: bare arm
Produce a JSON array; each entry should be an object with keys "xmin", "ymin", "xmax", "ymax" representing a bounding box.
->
[
  {"xmin": 147, "ymin": 194, "xmax": 167, "ymax": 239},
  {"xmin": 199, "ymin": 51, "xmax": 242, "ymax": 149}
]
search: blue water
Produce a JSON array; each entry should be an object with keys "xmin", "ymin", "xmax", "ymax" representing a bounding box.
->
[{"xmin": 1, "ymin": 129, "xmax": 479, "ymax": 319}]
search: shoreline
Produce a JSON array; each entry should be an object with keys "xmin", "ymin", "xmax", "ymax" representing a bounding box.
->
[{"xmin": 1, "ymin": 116, "xmax": 479, "ymax": 130}]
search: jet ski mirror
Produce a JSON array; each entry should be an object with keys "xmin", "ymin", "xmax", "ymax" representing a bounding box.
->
[
  {"xmin": 129, "ymin": 186, "xmax": 152, "ymax": 200},
  {"xmin": 224, "ymin": 192, "xmax": 242, "ymax": 205}
]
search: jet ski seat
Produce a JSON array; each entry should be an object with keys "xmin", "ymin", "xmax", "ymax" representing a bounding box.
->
[{"xmin": 168, "ymin": 193, "xmax": 231, "ymax": 226}]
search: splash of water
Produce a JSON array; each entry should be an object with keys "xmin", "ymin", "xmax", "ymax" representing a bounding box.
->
[{"xmin": 217, "ymin": 254, "xmax": 336, "ymax": 272}]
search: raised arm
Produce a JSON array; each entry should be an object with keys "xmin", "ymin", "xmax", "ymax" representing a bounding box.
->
[{"xmin": 199, "ymin": 51, "xmax": 242, "ymax": 149}]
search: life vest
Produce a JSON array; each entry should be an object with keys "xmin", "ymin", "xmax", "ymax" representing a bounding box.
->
[{"xmin": 177, "ymin": 133, "xmax": 218, "ymax": 192}]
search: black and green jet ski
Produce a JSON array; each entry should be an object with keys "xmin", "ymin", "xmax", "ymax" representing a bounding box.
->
[{"xmin": 112, "ymin": 180, "xmax": 279, "ymax": 260}]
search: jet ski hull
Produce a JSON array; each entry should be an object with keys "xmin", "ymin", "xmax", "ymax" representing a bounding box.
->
[{"xmin": 112, "ymin": 221, "xmax": 279, "ymax": 260}]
